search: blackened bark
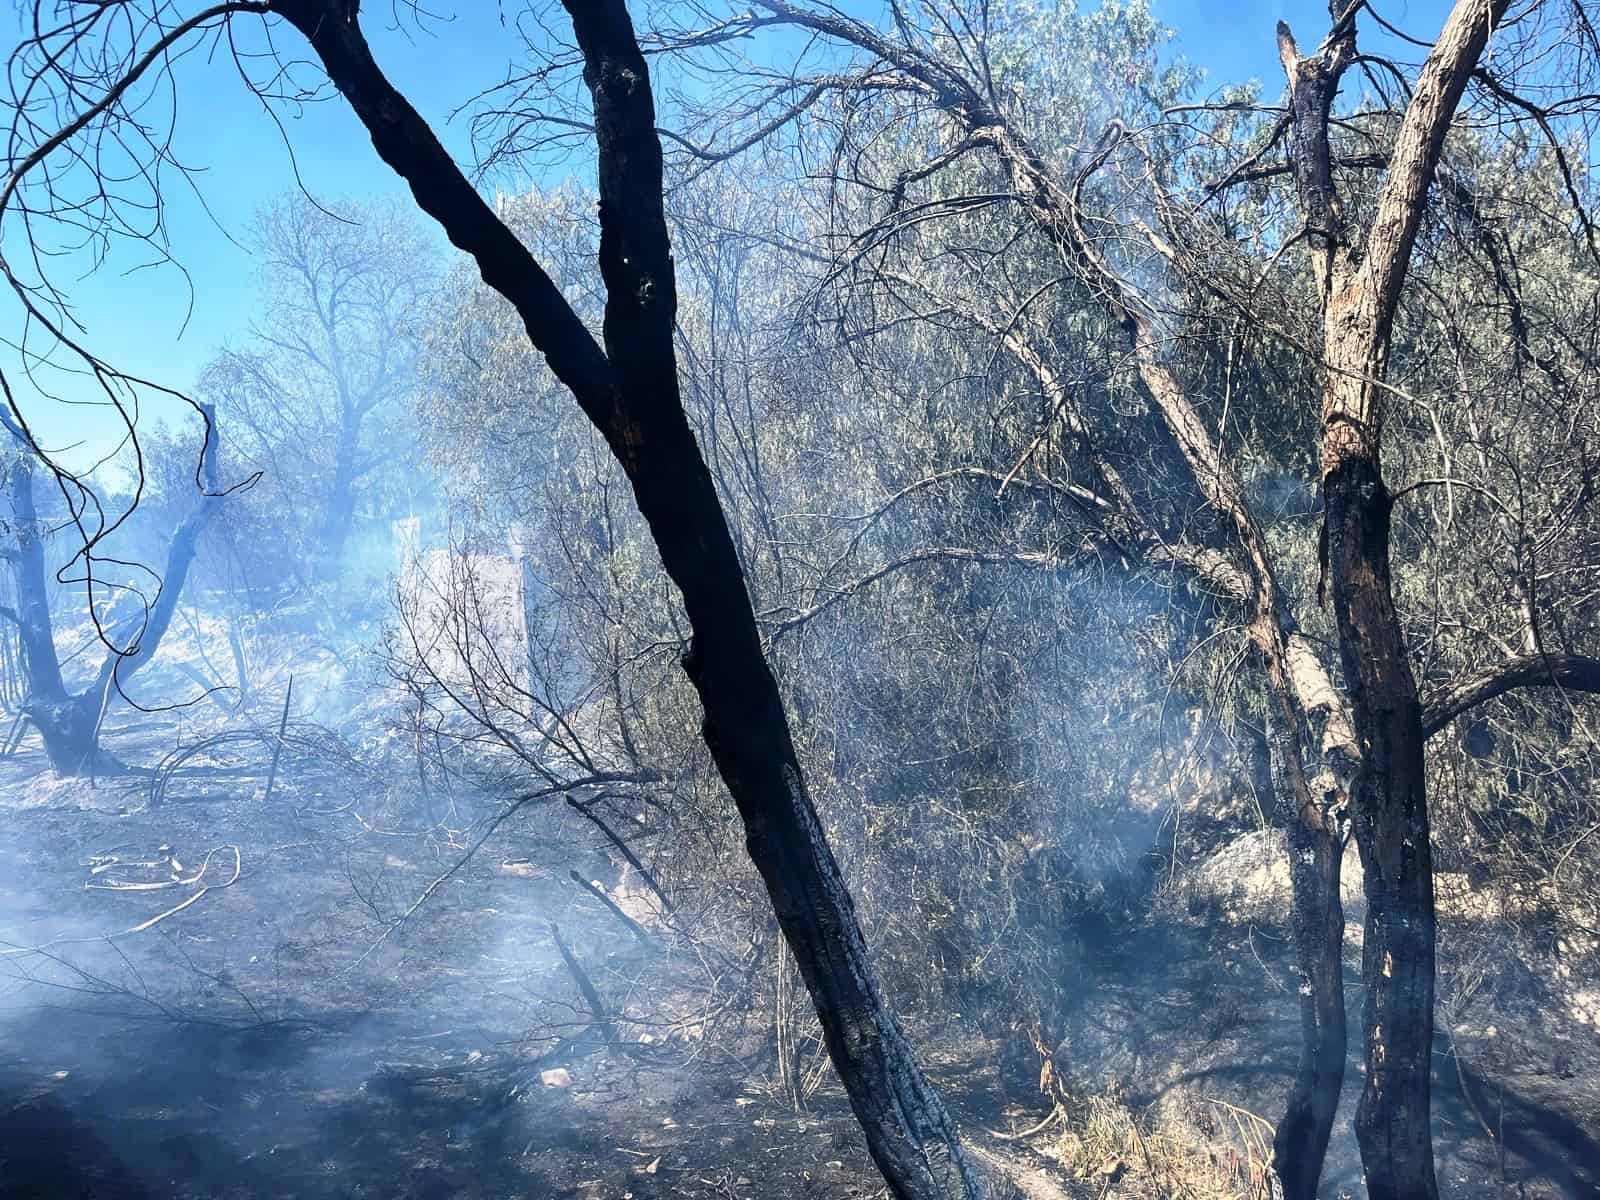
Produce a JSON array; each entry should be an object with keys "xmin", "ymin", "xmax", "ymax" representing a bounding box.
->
[
  {"xmin": 27, "ymin": 692, "xmax": 105, "ymax": 775},
  {"xmin": 266, "ymin": 3, "xmax": 977, "ymax": 1196},
  {"xmin": 1324, "ymin": 462, "xmax": 1437, "ymax": 1200},
  {"xmin": 1264, "ymin": 698, "xmax": 1347, "ymax": 1200},
  {"xmin": 1274, "ymin": 18, "xmax": 1353, "ymax": 295},
  {"xmin": 3, "ymin": 409, "xmax": 228, "ymax": 776},
  {"xmin": 1278, "ymin": 3, "xmax": 1510, "ymax": 1194},
  {"xmin": 3, "ymin": 449, "xmax": 105, "ymax": 773},
  {"xmin": 3, "ymin": 451, "xmax": 67, "ymax": 703},
  {"xmin": 1272, "ymin": 823, "xmax": 1346, "ymax": 1200},
  {"xmin": 1421, "ymin": 652, "xmax": 1600, "ymax": 736}
]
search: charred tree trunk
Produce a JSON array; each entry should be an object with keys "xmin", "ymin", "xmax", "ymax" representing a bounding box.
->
[
  {"xmin": 1263, "ymin": 696, "xmax": 1348, "ymax": 1200},
  {"xmin": 1324, "ymin": 460, "xmax": 1437, "ymax": 1200},
  {"xmin": 267, "ymin": 3, "xmax": 977, "ymax": 1196},
  {"xmin": 2, "ymin": 408, "xmax": 231, "ymax": 777},
  {"xmin": 27, "ymin": 692, "xmax": 106, "ymax": 775},
  {"xmin": 1274, "ymin": 822, "xmax": 1346, "ymax": 1197},
  {"xmin": 1277, "ymin": 3, "xmax": 1511, "ymax": 1195},
  {"xmin": 2, "ymin": 446, "xmax": 100, "ymax": 772}
]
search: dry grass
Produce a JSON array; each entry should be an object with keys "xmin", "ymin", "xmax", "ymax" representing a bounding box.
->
[{"xmin": 1048, "ymin": 1092, "xmax": 1274, "ymax": 1199}]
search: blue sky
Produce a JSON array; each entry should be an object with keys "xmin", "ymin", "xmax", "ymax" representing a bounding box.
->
[{"xmin": 0, "ymin": 0, "xmax": 1453, "ymax": 473}]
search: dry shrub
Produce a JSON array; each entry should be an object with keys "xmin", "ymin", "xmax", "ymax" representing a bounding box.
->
[{"xmin": 1050, "ymin": 1092, "xmax": 1273, "ymax": 1200}]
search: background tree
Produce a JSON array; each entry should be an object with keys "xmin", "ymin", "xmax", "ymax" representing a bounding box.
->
[
  {"xmin": 205, "ymin": 195, "xmax": 435, "ymax": 590},
  {"xmin": 0, "ymin": 404, "xmax": 247, "ymax": 773}
]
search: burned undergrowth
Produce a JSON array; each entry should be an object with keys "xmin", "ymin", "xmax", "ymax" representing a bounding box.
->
[
  {"xmin": 0, "ymin": 670, "xmax": 1594, "ymax": 1199},
  {"xmin": 4, "ymin": 2, "xmax": 1600, "ymax": 1198}
]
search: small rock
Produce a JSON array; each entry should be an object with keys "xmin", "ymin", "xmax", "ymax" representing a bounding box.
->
[{"xmin": 540, "ymin": 1068, "xmax": 572, "ymax": 1088}]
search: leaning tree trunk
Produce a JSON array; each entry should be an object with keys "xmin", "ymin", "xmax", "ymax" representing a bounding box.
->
[{"xmin": 268, "ymin": 3, "xmax": 978, "ymax": 1196}]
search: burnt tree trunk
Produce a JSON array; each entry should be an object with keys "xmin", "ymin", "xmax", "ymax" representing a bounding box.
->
[
  {"xmin": 1324, "ymin": 460, "xmax": 1437, "ymax": 1200},
  {"xmin": 1263, "ymin": 694, "xmax": 1348, "ymax": 1200},
  {"xmin": 28, "ymin": 693, "xmax": 107, "ymax": 775},
  {"xmin": 1278, "ymin": 3, "xmax": 1511, "ymax": 1196},
  {"xmin": 2, "ymin": 408, "xmax": 230, "ymax": 777},
  {"xmin": 2, "ymin": 446, "xmax": 103, "ymax": 773},
  {"xmin": 267, "ymin": 3, "xmax": 978, "ymax": 1196}
]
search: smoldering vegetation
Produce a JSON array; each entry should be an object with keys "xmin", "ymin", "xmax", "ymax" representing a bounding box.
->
[{"xmin": 2, "ymin": 2, "xmax": 1600, "ymax": 1199}]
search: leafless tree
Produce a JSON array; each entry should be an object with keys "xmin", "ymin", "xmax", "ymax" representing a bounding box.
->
[
  {"xmin": 206, "ymin": 195, "xmax": 434, "ymax": 585},
  {"xmin": 0, "ymin": 403, "xmax": 248, "ymax": 773}
]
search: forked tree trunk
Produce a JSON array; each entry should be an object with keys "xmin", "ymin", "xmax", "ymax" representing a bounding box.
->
[
  {"xmin": 1323, "ymin": 459, "xmax": 1437, "ymax": 1199},
  {"xmin": 3, "ymin": 409, "xmax": 228, "ymax": 778},
  {"xmin": 267, "ymin": 3, "xmax": 978, "ymax": 1196},
  {"xmin": 3, "ymin": 447, "xmax": 103, "ymax": 773},
  {"xmin": 1279, "ymin": 3, "xmax": 1511, "ymax": 1195},
  {"xmin": 26, "ymin": 693, "xmax": 108, "ymax": 775}
]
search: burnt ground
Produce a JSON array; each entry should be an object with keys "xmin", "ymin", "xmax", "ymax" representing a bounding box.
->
[
  {"xmin": 1054, "ymin": 918, "xmax": 1600, "ymax": 1199},
  {"xmin": 0, "ymin": 720, "xmax": 1596, "ymax": 1200},
  {"xmin": 0, "ymin": 720, "xmax": 995, "ymax": 1200}
]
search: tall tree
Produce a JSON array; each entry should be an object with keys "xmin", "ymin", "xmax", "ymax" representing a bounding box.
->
[
  {"xmin": 208, "ymin": 195, "xmax": 433, "ymax": 586},
  {"xmin": 1274, "ymin": 5, "xmax": 1510, "ymax": 1194},
  {"xmin": 620, "ymin": 1, "xmax": 1600, "ymax": 1194},
  {"xmin": 2, "ymin": 3, "xmax": 976, "ymax": 1196}
]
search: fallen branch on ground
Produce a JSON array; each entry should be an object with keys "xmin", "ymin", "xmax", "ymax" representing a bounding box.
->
[{"xmin": 569, "ymin": 869, "xmax": 655, "ymax": 947}]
